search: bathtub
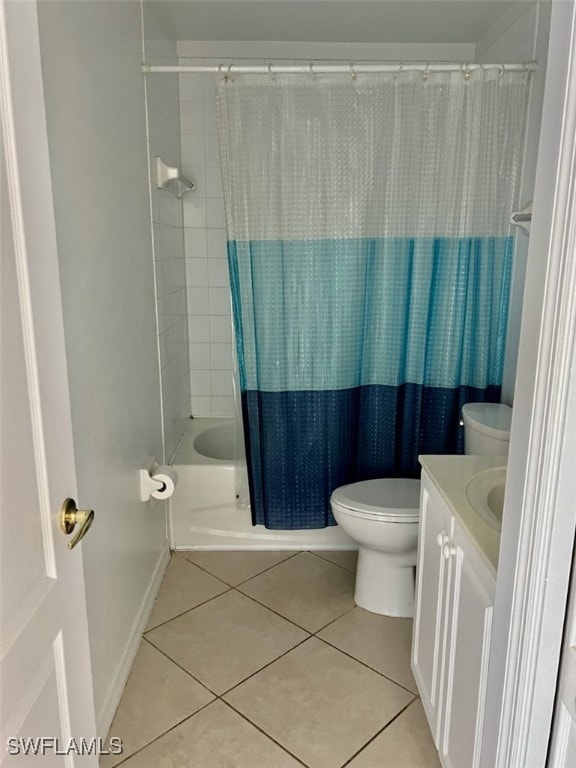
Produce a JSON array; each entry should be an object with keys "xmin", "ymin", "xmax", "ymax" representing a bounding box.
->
[{"xmin": 170, "ymin": 418, "xmax": 355, "ymax": 550}]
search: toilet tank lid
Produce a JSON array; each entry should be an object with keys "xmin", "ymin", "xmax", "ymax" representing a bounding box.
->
[
  {"xmin": 462, "ymin": 403, "xmax": 512, "ymax": 439},
  {"xmin": 331, "ymin": 478, "xmax": 420, "ymax": 518}
]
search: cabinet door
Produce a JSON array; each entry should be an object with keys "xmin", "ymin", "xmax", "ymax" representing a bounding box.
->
[
  {"xmin": 440, "ymin": 523, "xmax": 494, "ymax": 768},
  {"xmin": 412, "ymin": 483, "xmax": 453, "ymax": 745}
]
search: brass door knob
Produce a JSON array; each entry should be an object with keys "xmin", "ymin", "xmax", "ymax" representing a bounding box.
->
[{"xmin": 60, "ymin": 498, "xmax": 94, "ymax": 549}]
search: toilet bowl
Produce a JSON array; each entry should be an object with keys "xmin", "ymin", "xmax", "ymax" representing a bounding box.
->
[
  {"xmin": 330, "ymin": 402, "xmax": 512, "ymax": 618},
  {"xmin": 330, "ymin": 478, "xmax": 421, "ymax": 617}
]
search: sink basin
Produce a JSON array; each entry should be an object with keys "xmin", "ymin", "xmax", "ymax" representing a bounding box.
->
[{"xmin": 465, "ymin": 466, "xmax": 507, "ymax": 531}]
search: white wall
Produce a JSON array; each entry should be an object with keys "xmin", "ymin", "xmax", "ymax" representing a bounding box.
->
[
  {"xmin": 143, "ymin": 2, "xmax": 191, "ymax": 457},
  {"xmin": 37, "ymin": 0, "xmax": 168, "ymax": 735},
  {"xmin": 476, "ymin": 1, "xmax": 552, "ymax": 403}
]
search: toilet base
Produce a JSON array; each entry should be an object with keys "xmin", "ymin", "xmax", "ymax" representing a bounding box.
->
[{"xmin": 354, "ymin": 547, "xmax": 415, "ymax": 617}]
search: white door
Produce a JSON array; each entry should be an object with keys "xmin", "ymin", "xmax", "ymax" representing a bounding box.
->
[
  {"xmin": 547, "ymin": 547, "xmax": 576, "ymax": 766},
  {"xmin": 0, "ymin": 0, "xmax": 98, "ymax": 764}
]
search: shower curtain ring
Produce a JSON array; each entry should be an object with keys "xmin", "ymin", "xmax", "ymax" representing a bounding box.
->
[
  {"xmin": 350, "ymin": 63, "xmax": 356, "ymax": 80},
  {"xmin": 268, "ymin": 63, "xmax": 275, "ymax": 80},
  {"xmin": 422, "ymin": 64, "xmax": 430, "ymax": 82},
  {"xmin": 464, "ymin": 63, "xmax": 471, "ymax": 81},
  {"xmin": 309, "ymin": 62, "xmax": 315, "ymax": 78}
]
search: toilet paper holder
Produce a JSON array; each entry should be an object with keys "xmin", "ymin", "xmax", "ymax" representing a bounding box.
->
[{"xmin": 140, "ymin": 457, "xmax": 178, "ymax": 502}]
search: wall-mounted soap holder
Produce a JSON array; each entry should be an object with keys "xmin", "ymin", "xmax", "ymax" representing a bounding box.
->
[{"xmin": 155, "ymin": 156, "xmax": 195, "ymax": 199}]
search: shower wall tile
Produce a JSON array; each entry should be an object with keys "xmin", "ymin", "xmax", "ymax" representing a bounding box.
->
[
  {"xmin": 149, "ymin": 111, "xmax": 181, "ymax": 163},
  {"xmin": 187, "ymin": 287, "xmax": 210, "ymax": 315},
  {"xmin": 208, "ymin": 259, "xmax": 229, "ymax": 287},
  {"xmin": 205, "ymin": 167, "xmax": 224, "ymax": 197},
  {"xmin": 154, "ymin": 223, "xmax": 185, "ymax": 260},
  {"xmin": 207, "ymin": 198, "xmax": 226, "ymax": 228},
  {"xmin": 181, "ymin": 135, "xmax": 206, "ymax": 165},
  {"xmin": 157, "ymin": 288, "xmax": 187, "ymax": 327},
  {"xmin": 211, "ymin": 370, "xmax": 234, "ymax": 397},
  {"xmin": 178, "ymin": 72, "xmax": 205, "ymax": 102},
  {"xmin": 189, "ymin": 343, "xmax": 211, "ymax": 370},
  {"xmin": 211, "ymin": 397, "xmax": 235, "ymax": 418},
  {"xmin": 204, "ymin": 136, "xmax": 221, "ymax": 166},
  {"xmin": 207, "ymin": 229, "xmax": 227, "ymax": 259},
  {"xmin": 156, "ymin": 259, "xmax": 186, "ymax": 298},
  {"xmin": 188, "ymin": 316, "xmax": 210, "ymax": 343},
  {"xmin": 190, "ymin": 370, "xmax": 212, "ymax": 397},
  {"xmin": 179, "ymin": 62, "xmax": 235, "ymax": 417},
  {"xmin": 160, "ymin": 318, "xmax": 188, "ymax": 370},
  {"xmin": 191, "ymin": 396, "xmax": 211, "ymax": 417},
  {"xmin": 147, "ymin": 56, "xmax": 191, "ymax": 459},
  {"xmin": 210, "ymin": 343, "xmax": 233, "ymax": 370},
  {"xmin": 204, "ymin": 102, "xmax": 218, "ymax": 135},
  {"xmin": 209, "ymin": 287, "xmax": 231, "ymax": 315},
  {"xmin": 183, "ymin": 197, "xmax": 207, "ymax": 228},
  {"xmin": 186, "ymin": 258, "xmax": 209, "ymax": 287},
  {"xmin": 210, "ymin": 316, "xmax": 232, "ymax": 343},
  {"xmin": 185, "ymin": 228, "xmax": 208, "ymax": 258}
]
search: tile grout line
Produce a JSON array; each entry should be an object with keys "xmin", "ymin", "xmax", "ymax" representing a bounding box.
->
[
  {"xmin": 104, "ymin": 701, "xmax": 216, "ymax": 768},
  {"xmin": 178, "ymin": 548, "xmax": 301, "ymax": 587},
  {"xmin": 146, "ymin": 584, "xmax": 416, "ymax": 698},
  {"xmin": 145, "ymin": 613, "xmax": 312, "ymax": 702},
  {"xmin": 220, "ymin": 700, "xmax": 310, "ymax": 768},
  {"xmin": 313, "ymin": 635, "xmax": 419, "ymax": 697},
  {"xmin": 339, "ymin": 696, "xmax": 420, "ymax": 768},
  {"xmin": 218, "ymin": 634, "xmax": 312, "ymax": 697},
  {"xmin": 311, "ymin": 603, "xmax": 357, "ymax": 633},
  {"xmin": 235, "ymin": 585, "xmax": 329, "ymax": 634},
  {"xmin": 310, "ymin": 550, "xmax": 358, "ymax": 574},
  {"xmin": 143, "ymin": 584, "xmax": 233, "ymax": 634},
  {"xmin": 107, "ymin": 645, "xmax": 418, "ymax": 768},
  {"xmin": 142, "ymin": 635, "xmax": 221, "ymax": 696},
  {"xmin": 115, "ymin": 552, "xmax": 422, "ymax": 767}
]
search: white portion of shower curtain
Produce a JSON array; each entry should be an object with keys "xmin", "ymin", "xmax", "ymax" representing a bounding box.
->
[{"xmin": 218, "ymin": 68, "xmax": 528, "ymax": 243}]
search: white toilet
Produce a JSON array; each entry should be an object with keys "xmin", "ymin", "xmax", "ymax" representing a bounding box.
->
[
  {"xmin": 330, "ymin": 402, "xmax": 513, "ymax": 618},
  {"xmin": 461, "ymin": 402, "xmax": 513, "ymax": 455}
]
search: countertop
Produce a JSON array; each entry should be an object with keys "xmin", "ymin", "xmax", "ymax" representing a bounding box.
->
[{"xmin": 419, "ymin": 454, "xmax": 506, "ymax": 576}]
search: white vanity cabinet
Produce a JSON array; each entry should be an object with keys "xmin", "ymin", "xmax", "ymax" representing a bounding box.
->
[{"xmin": 412, "ymin": 469, "xmax": 496, "ymax": 768}]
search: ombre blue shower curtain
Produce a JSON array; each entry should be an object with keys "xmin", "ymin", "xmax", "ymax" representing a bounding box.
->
[{"xmin": 217, "ymin": 69, "xmax": 528, "ymax": 529}]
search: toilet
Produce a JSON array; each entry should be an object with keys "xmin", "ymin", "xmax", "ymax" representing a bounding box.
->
[
  {"xmin": 330, "ymin": 402, "xmax": 513, "ymax": 618},
  {"xmin": 461, "ymin": 402, "xmax": 513, "ymax": 455}
]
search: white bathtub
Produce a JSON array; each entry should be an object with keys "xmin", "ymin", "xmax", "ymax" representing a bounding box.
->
[{"xmin": 170, "ymin": 418, "xmax": 354, "ymax": 550}]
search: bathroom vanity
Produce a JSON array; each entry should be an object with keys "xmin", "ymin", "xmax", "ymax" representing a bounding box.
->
[{"xmin": 412, "ymin": 455, "xmax": 506, "ymax": 768}]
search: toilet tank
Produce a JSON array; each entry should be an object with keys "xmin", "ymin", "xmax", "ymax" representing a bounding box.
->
[{"xmin": 462, "ymin": 403, "xmax": 512, "ymax": 456}]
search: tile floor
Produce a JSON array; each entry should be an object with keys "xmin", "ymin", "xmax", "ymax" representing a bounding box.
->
[{"xmin": 102, "ymin": 551, "xmax": 441, "ymax": 768}]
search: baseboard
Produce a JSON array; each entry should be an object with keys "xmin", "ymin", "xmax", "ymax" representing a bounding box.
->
[{"xmin": 95, "ymin": 542, "xmax": 171, "ymax": 737}]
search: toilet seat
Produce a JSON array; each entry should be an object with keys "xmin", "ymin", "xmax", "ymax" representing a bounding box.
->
[{"xmin": 330, "ymin": 478, "xmax": 420, "ymax": 523}]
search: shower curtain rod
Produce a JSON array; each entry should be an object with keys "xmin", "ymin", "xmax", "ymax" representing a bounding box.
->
[{"xmin": 141, "ymin": 61, "xmax": 537, "ymax": 76}]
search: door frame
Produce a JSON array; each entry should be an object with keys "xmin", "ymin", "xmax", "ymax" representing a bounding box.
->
[{"xmin": 483, "ymin": 1, "xmax": 576, "ymax": 765}]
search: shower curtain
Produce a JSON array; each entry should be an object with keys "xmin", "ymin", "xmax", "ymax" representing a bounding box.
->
[{"xmin": 217, "ymin": 68, "xmax": 528, "ymax": 529}]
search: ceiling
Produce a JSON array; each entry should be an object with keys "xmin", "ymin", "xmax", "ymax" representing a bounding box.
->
[{"xmin": 150, "ymin": 0, "xmax": 537, "ymax": 44}]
